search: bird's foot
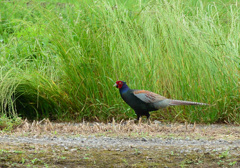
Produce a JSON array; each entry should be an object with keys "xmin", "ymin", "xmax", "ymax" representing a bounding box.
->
[{"xmin": 133, "ymin": 119, "xmax": 139, "ymax": 124}]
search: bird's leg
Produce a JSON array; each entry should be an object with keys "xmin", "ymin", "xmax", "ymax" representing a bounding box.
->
[
  {"xmin": 146, "ymin": 113, "xmax": 151, "ymax": 125},
  {"xmin": 134, "ymin": 113, "xmax": 141, "ymax": 124},
  {"xmin": 137, "ymin": 114, "xmax": 140, "ymax": 121}
]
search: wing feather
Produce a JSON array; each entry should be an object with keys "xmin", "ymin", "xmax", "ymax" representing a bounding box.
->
[{"xmin": 133, "ymin": 90, "xmax": 166, "ymax": 103}]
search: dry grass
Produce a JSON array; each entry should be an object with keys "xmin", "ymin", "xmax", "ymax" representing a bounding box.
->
[{"xmin": 1, "ymin": 118, "xmax": 239, "ymax": 141}]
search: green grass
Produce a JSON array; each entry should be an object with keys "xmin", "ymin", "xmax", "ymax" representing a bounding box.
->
[
  {"xmin": 0, "ymin": 0, "xmax": 239, "ymax": 123},
  {"xmin": 0, "ymin": 114, "xmax": 22, "ymax": 131}
]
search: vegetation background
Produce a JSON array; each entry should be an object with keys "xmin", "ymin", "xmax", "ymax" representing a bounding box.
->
[{"xmin": 0, "ymin": 0, "xmax": 239, "ymax": 124}]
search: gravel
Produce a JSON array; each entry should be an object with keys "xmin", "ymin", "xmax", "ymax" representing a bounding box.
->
[{"xmin": 1, "ymin": 134, "xmax": 240, "ymax": 154}]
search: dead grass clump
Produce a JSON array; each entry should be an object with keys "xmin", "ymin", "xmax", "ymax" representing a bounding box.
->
[{"xmin": 3, "ymin": 118, "xmax": 239, "ymax": 140}]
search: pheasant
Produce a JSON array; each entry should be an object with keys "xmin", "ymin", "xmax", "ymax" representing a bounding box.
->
[{"xmin": 114, "ymin": 81, "xmax": 208, "ymax": 123}]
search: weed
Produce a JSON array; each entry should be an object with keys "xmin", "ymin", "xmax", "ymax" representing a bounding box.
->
[
  {"xmin": 217, "ymin": 160, "xmax": 224, "ymax": 166},
  {"xmin": 0, "ymin": 115, "xmax": 22, "ymax": 131},
  {"xmin": 31, "ymin": 158, "xmax": 39, "ymax": 164},
  {"xmin": 219, "ymin": 150, "xmax": 230, "ymax": 159},
  {"xmin": 228, "ymin": 161, "xmax": 237, "ymax": 166},
  {"xmin": 21, "ymin": 157, "xmax": 26, "ymax": 164},
  {"xmin": 134, "ymin": 148, "xmax": 142, "ymax": 155}
]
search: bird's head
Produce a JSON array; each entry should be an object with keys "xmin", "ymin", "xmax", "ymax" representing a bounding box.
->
[{"xmin": 114, "ymin": 81, "xmax": 127, "ymax": 89}]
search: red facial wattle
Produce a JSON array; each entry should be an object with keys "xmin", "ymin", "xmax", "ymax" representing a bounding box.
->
[{"xmin": 116, "ymin": 81, "xmax": 123, "ymax": 89}]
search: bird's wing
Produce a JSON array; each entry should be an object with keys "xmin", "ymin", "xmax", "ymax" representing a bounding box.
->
[{"xmin": 133, "ymin": 90, "xmax": 167, "ymax": 103}]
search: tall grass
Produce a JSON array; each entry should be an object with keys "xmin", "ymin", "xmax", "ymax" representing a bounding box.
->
[{"xmin": 0, "ymin": 0, "xmax": 239, "ymax": 123}]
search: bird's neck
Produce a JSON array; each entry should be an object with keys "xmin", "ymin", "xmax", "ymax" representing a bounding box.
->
[{"xmin": 119, "ymin": 84, "xmax": 130, "ymax": 94}]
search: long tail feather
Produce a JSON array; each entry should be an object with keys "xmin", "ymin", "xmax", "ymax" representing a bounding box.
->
[{"xmin": 169, "ymin": 100, "xmax": 209, "ymax": 106}]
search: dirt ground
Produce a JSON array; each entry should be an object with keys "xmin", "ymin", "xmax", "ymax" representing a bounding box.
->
[{"xmin": 0, "ymin": 119, "xmax": 240, "ymax": 167}]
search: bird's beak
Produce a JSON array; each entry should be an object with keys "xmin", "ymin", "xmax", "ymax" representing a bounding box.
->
[{"xmin": 113, "ymin": 83, "xmax": 117, "ymax": 87}]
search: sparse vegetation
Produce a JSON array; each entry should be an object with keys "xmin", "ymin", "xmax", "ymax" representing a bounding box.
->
[
  {"xmin": 0, "ymin": 0, "xmax": 239, "ymax": 123},
  {"xmin": 0, "ymin": 138, "xmax": 239, "ymax": 167}
]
